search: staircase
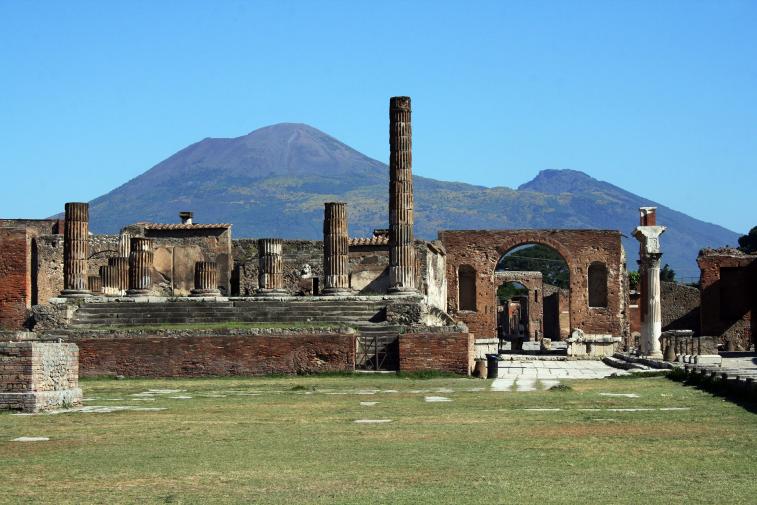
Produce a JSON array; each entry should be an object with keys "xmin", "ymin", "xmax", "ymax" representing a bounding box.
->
[{"xmin": 70, "ymin": 299, "xmax": 388, "ymax": 328}]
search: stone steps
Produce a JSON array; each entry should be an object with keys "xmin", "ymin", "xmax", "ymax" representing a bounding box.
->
[{"xmin": 70, "ymin": 300, "xmax": 389, "ymax": 328}]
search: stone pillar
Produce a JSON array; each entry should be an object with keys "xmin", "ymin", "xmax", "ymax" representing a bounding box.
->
[
  {"xmin": 61, "ymin": 202, "xmax": 91, "ymax": 297},
  {"xmin": 101, "ymin": 258, "xmax": 128, "ymax": 296},
  {"xmin": 388, "ymin": 96, "xmax": 416, "ymax": 293},
  {"xmin": 127, "ymin": 237, "xmax": 153, "ymax": 297},
  {"xmin": 256, "ymin": 238, "xmax": 288, "ymax": 296},
  {"xmin": 118, "ymin": 231, "xmax": 131, "ymax": 258},
  {"xmin": 87, "ymin": 275, "xmax": 102, "ymax": 294},
  {"xmin": 191, "ymin": 261, "xmax": 221, "ymax": 297},
  {"xmin": 322, "ymin": 202, "xmax": 352, "ymax": 295},
  {"xmin": 633, "ymin": 207, "xmax": 666, "ymax": 359}
]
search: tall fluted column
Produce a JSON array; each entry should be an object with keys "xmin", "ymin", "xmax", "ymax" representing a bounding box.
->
[
  {"xmin": 191, "ymin": 261, "xmax": 221, "ymax": 297},
  {"xmin": 256, "ymin": 238, "xmax": 288, "ymax": 297},
  {"xmin": 61, "ymin": 202, "xmax": 91, "ymax": 297},
  {"xmin": 102, "ymin": 257, "xmax": 128, "ymax": 296},
  {"xmin": 322, "ymin": 202, "xmax": 352, "ymax": 295},
  {"xmin": 127, "ymin": 237, "xmax": 154, "ymax": 296},
  {"xmin": 388, "ymin": 96, "xmax": 416, "ymax": 293},
  {"xmin": 88, "ymin": 275, "xmax": 102, "ymax": 294}
]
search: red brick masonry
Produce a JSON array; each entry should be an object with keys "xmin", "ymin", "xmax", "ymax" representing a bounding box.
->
[
  {"xmin": 0, "ymin": 228, "xmax": 31, "ymax": 330},
  {"xmin": 73, "ymin": 333, "xmax": 356, "ymax": 377},
  {"xmin": 399, "ymin": 332, "xmax": 474, "ymax": 375}
]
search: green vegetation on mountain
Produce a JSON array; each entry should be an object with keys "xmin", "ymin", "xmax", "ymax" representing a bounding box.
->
[{"xmin": 85, "ymin": 123, "xmax": 739, "ymax": 277}]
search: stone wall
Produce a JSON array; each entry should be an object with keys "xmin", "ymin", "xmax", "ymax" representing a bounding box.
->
[
  {"xmin": 232, "ymin": 239, "xmax": 324, "ymax": 295},
  {"xmin": 69, "ymin": 330, "xmax": 356, "ymax": 377},
  {"xmin": 661, "ymin": 281, "xmax": 701, "ymax": 333},
  {"xmin": 0, "ymin": 340, "xmax": 82, "ymax": 412},
  {"xmin": 398, "ymin": 332, "xmax": 474, "ymax": 375},
  {"xmin": 440, "ymin": 229, "xmax": 628, "ymax": 339},
  {"xmin": 0, "ymin": 228, "xmax": 31, "ymax": 329},
  {"xmin": 698, "ymin": 249, "xmax": 756, "ymax": 350}
]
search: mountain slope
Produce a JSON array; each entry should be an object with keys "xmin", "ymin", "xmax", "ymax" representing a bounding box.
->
[{"xmin": 86, "ymin": 124, "xmax": 739, "ymax": 278}]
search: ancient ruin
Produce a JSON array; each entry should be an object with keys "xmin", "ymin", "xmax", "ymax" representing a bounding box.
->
[{"xmin": 0, "ymin": 94, "xmax": 753, "ymax": 411}]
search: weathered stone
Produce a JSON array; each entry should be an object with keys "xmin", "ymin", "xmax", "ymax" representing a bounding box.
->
[
  {"xmin": 191, "ymin": 261, "xmax": 221, "ymax": 297},
  {"xmin": 127, "ymin": 237, "xmax": 154, "ymax": 296},
  {"xmin": 633, "ymin": 207, "xmax": 666, "ymax": 359},
  {"xmin": 61, "ymin": 202, "xmax": 90, "ymax": 297},
  {"xmin": 388, "ymin": 96, "xmax": 416, "ymax": 293},
  {"xmin": 322, "ymin": 202, "xmax": 352, "ymax": 295},
  {"xmin": 256, "ymin": 239, "xmax": 288, "ymax": 296}
]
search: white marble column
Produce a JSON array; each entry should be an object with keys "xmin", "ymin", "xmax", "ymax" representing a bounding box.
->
[{"xmin": 633, "ymin": 224, "xmax": 666, "ymax": 359}]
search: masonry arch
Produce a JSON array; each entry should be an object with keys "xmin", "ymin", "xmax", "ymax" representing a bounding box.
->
[{"xmin": 496, "ymin": 243, "xmax": 570, "ymax": 341}]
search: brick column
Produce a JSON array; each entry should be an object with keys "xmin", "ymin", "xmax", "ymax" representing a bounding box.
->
[
  {"xmin": 127, "ymin": 237, "xmax": 153, "ymax": 296},
  {"xmin": 61, "ymin": 202, "xmax": 90, "ymax": 297},
  {"xmin": 102, "ymin": 257, "xmax": 128, "ymax": 296},
  {"xmin": 191, "ymin": 261, "xmax": 221, "ymax": 297},
  {"xmin": 256, "ymin": 238, "xmax": 288, "ymax": 296},
  {"xmin": 322, "ymin": 202, "xmax": 352, "ymax": 295},
  {"xmin": 388, "ymin": 96, "xmax": 416, "ymax": 293}
]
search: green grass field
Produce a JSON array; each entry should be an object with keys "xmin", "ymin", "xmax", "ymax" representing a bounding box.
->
[{"xmin": 1, "ymin": 375, "xmax": 756, "ymax": 504}]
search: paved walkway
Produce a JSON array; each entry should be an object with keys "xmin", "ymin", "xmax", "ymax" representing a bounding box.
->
[{"xmin": 491, "ymin": 359, "xmax": 628, "ymax": 392}]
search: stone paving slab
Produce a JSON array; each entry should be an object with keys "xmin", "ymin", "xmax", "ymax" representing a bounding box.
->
[{"xmin": 492, "ymin": 359, "xmax": 628, "ymax": 391}]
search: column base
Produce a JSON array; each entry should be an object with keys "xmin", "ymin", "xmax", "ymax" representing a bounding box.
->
[
  {"xmin": 126, "ymin": 289, "xmax": 150, "ymax": 297},
  {"xmin": 60, "ymin": 289, "xmax": 91, "ymax": 298},
  {"xmin": 255, "ymin": 289, "xmax": 291, "ymax": 298},
  {"xmin": 387, "ymin": 286, "xmax": 418, "ymax": 295},
  {"xmin": 190, "ymin": 289, "xmax": 222, "ymax": 297},
  {"xmin": 320, "ymin": 288, "xmax": 354, "ymax": 296}
]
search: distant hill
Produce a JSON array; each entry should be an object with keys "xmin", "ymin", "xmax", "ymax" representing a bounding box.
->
[{"xmin": 85, "ymin": 123, "xmax": 739, "ymax": 278}]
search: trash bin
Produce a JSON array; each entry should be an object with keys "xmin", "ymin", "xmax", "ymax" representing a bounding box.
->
[{"xmin": 486, "ymin": 354, "xmax": 500, "ymax": 379}]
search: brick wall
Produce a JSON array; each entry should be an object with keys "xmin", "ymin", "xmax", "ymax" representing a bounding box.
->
[
  {"xmin": 440, "ymin": 229, "xmax": 628, "ymax": 339},
  {"xmin": 0, "ymin": 228, "xmax": 31, "ymax": 329},
  {"xmin": 398, "ymin": 332, "xmax": 473, "ymax": 375},
  {"xmin": 698, "ymin": 250, "xmax": 756, "ymax": 350},
  {"xmin": 661, "ymin": 281, "xmax": 701, "ymax": 333},
  {"xmin": 71, "ymin": 332, "xmax": 356, "ymax": 377}
]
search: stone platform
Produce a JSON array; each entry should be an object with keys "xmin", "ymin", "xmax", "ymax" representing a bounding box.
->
[{"xmin": 0, "ymin": 340, "xmax": 82, "ymax": 413}]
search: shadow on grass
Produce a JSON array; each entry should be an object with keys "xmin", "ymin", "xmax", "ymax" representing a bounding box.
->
[{"xmin": 667, "ymin": 367, "xmax": 757, "ymax": 414}]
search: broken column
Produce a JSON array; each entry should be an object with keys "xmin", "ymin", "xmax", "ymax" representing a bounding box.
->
[
  {"xmin": 388, "ymin": 96, "xmax": 416, "ymax": 293},
  {"xmin": 87, "ymin": 275, "xmax": 102, "ymax": 294},
  {"xmin": 127, "ymin": 237, "xmax": 154, "ymax": 296},
  {"xmin": 102, "ymin": 257, "xmax": 129, "ymax": 296},
  {"xmin": 256, "ymin": 238, "xmax": 288, "ymax": 296},
  {"xmin": 61, "ymin": 202, "xmax": 91, "ymax": 297},
  {"xmin": 191, "ymin": 261, "xmax": 221, "ymax": 297},
  {"xmin": 633, "ymin": 207, "xmax": 666, "ymax": 359},
  {"xmin": 322, "ymin": 202, "xmax": 352, "ymax": 295},
  {"xmin": 118, "ymin": 231, "xmax": 131, "ymax": 258}
]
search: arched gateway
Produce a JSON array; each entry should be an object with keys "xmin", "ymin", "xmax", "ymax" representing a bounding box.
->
[{"xmin": 439, "ymin": 229, "xmax": 629, "ymax": 342}]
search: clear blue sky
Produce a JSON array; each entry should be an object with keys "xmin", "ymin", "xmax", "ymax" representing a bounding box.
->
[{"xmin": 1, "ymin": 1, "xmax": 755, "ymax": 233}]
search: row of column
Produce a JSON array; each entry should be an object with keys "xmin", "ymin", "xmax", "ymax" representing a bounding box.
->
[
  {"xmin": 61, "ymin": 96, "xmax": 418, "ymax": 299},
  {"xmin": 61, "ymin": 203, "xmax": 221, "ymax": 297}
]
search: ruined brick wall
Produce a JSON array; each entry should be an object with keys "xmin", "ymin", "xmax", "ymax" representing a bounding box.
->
[
  {"xmin": 398, "ymin": 332, "xmax": 474, "ymax": 375},
  {"xmin": 0, "ymin": 219, "xmax": 62, "ymax": 236},
  {"xmin": 494, "ymin": 271, "xmax": 543, "ymax": 339},
  {"xmin": 72, "ymin": 332, "xmax": 356, "ymax": 377},
  {"xmin": 698, "ymin": 250, "xmax": 756, "ymax": 350},
  {"xmin": 661, "ymin": 281, "xmax": 701, "ymax": 334},
  {"xmin": 349, "ymin": 245, "xmax": 389, "ymax": 294},
  {"xmin": 440, "ymin": 230, "xmax": 627, "ymax": 339},
  {"xmin": 0, "ymin": 228, "xmax": 31, "ymax": 329}
]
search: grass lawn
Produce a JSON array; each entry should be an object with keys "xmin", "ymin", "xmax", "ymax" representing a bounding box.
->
[{"xmin": 1, "ymin": 374, "xmax": 756, "ymax": 504}]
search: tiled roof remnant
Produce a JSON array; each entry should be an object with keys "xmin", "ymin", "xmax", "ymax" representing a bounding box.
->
[
  {"xmin": 143, "ymin": 223, "xmax": 231, "ymax": 230},
  {"xmin": 349, "ymin": 236, "xmax": 389, "ymax": 246}
]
